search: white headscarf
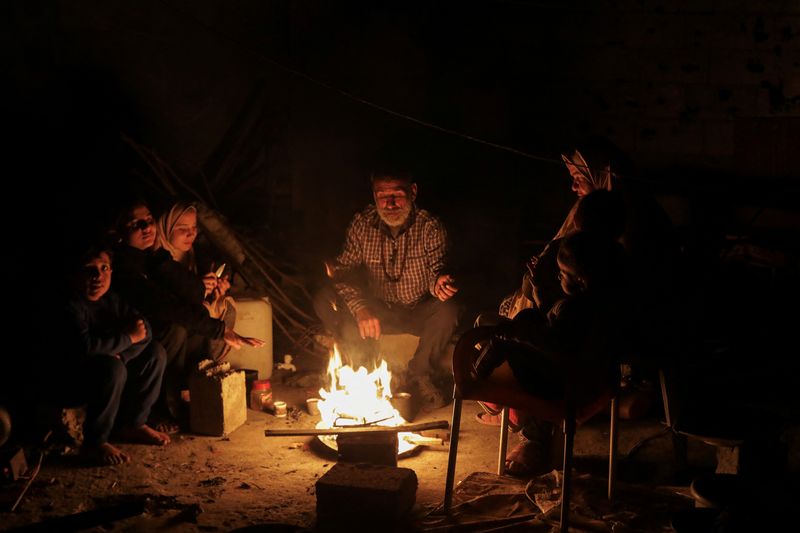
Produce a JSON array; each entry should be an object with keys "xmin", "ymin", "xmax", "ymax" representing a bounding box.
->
[{"xmin": 156, "ymin": 202, "xmax": 198, "ymax": 272}]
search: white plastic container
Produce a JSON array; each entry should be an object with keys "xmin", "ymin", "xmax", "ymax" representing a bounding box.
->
[{"xmin": 228, "ymin": 297, "xmax": 273, "ymax": 379}]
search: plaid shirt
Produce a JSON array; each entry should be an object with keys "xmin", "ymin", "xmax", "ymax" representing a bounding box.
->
[{"xmin": 330, "ymin": 204, "xmax": 448, "ymax": 315}]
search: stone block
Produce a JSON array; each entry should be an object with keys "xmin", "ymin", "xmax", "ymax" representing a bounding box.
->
[
  {"xmin": 189, "ymin": 369, "xmax": 247, "ymax": 436},
  {"xmin": 315, "ymin": 462, "xmax": 417, "ymax": 526}
]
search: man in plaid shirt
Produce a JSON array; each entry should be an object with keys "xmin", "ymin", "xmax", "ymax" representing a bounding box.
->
[{"xmin": 313, "ymin": 169, "xmax": 460, "ymax": 410}]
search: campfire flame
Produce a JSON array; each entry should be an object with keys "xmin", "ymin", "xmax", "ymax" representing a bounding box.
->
[{"xmin": 316, "ymin": 345, "xmax": 416, "ymax": 454}]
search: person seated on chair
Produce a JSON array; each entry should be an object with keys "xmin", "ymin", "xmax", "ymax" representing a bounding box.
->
[
  {"xmin": 313, "ymin": 167, "xmax": 460, "ymax": 411},
  {"xmin": 473, "ymin": 230, "xmax": 628, "ymax": 477},
  {"xmin": 60, "ymin": 241, "xmax": 171, "ymax": 465},
  {"xmin": 473, "ymin": 188, "xmax": 626, "ymax": 429}
]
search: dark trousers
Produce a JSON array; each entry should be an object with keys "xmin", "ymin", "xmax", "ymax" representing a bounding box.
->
[
  {"xmin": 313, "ymin": 285, "xmax": 459, "ymax": 377},
  {"xmin": 154, "ymin": 322, "xmax": 211, "ymax": 418},
  {"xmin": 61, "ymin": 341, "xmax": 166, "ymax": 447}
]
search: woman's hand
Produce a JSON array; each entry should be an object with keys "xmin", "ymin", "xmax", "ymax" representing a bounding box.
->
[
  {"xmin": 216, "ymin": 275, "xmax": 231, "ymax": 298},
  {"xmin": 223, "ymin": 329, "xmax": 266, "ymax": 349},
  {"xmin": 202, "ymin": 272, "xmax": 218, "ymax": 298},
  {"xmin": 525, "ymin": 255, "xmax": 539, "ymax": 277}
]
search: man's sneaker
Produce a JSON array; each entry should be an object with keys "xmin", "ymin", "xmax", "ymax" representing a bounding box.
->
[{"xmin": 410, "ymin": 375, "xmax": 448, "ymax": 411}]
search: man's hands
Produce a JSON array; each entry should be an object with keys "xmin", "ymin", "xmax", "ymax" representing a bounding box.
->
[
  {"xmin": 353, "ymin": 274, "xmax": 458, "ymax": 339},
  {"xmin": 355, "ymin": 307, "xmax": 381, "ymax": 339},
  {"xmin": 434, "ymin": 274, "xmax": 458, "ymax": 302}
]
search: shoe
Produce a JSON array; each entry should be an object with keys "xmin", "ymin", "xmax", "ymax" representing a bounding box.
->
[
  {"xmin": 410, "ymin": 375, "xmax": 448, "ymax": 411},
  {"xmin": 504, "ymin": 436, "xmax": 552, "ymax": 477},
  {"xmin": 477, "ymin": 400, "xmax": 502, "ymax": 416},
  {"xmin": 474, "ymin": 411, "xmax": 523, "ymax": 432}
]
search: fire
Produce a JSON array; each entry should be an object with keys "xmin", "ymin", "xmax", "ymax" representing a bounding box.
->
[{"xmin": 316, "ymin": 345, "xmax": 416, "ymax": 454}]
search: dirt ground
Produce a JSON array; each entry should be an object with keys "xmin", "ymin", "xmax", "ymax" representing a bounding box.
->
[{"xmin": 0, "ymin": 363, "xmax": 765, "ymax": 532}]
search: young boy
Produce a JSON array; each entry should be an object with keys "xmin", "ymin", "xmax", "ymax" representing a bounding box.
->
[{"xmin": 63, "ymin": 243, "xmax": 171, "ymax": 465}]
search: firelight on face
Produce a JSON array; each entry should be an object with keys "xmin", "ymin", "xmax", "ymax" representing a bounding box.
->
[
  {"xmin": 373, "ymin": 178, "xmax": 416, "ymax": 228},
  {"xmin": 84, "ymin": 252, "xmax": 112, "ymax": 302},
  {"xmin": 169, "ymin": 209, "xmax": 199, "ymax": 253}
]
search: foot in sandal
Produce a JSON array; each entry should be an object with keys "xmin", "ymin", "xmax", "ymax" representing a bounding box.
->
[
  {"xmin": 474, "ymin": 401, "xmax": 524, "ymax": 431},
  {"xmin": 504, "ymin": 436, "xmax": 552, "ymax": 477}
]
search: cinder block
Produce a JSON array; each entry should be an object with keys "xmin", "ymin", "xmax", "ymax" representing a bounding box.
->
[
  {"xmin": 189, "ymin": 370, "xmax": 246, "ymax": 436},
  {"xmin": 316, "ymin": 463, "xmax": 417, "ymax": 526},
  {"xmin": 337, "ymin": 432, "xmax": 398, "ymax": 467}
]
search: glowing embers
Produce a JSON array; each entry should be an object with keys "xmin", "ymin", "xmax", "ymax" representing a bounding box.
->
[{"xmin": 316, "ymin": 345, "xmax": 417, "ymax": 455}]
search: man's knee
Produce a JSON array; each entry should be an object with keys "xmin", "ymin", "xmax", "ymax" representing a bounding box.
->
[{"xmin": 312, "ymin": 285, "xmax": 337, "ymax": 317}]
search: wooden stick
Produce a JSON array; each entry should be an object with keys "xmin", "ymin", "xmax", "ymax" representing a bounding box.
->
[{"xmin": 265, "ymin": 420, "xmax": 449, "ymax": 437}]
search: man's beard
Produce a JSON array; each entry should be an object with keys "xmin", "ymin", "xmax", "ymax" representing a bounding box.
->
[{"xmin": 377, "ymin": 204, "xmax": 412, "ymax": 228}]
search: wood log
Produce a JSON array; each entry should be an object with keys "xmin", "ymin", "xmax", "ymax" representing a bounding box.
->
[{"xmin": 264, "ymin": 420, "xmax": 448, "ymax": 437}]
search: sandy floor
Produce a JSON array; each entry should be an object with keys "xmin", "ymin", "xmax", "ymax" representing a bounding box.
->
[{"xmin": 1, "ymin": 372, "xmax": 719, "ymax": 532}]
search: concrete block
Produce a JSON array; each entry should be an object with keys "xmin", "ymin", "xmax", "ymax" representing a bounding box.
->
[
  {"xmin": 315, "ymin": 463, "xmax": 417, "ymax": 525},
  {"xmin": 189, "ymin": 369, "xmax": 247, "ymax": 436},
  {"xmin": 337, "ymin": 432, "xmax": 398, "ymax": 467}
]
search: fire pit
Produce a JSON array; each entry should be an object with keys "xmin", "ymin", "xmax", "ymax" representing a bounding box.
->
[
  {"xmin": 264, "ymin": 345, "xmax": 449, "ymax": 457},
  {"xmin": 315, "ymin": 346, "xmax": 419, "ymax": 456}
]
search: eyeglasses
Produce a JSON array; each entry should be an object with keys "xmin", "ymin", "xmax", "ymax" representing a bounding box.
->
[{"xmin": 128, "ymin": 218, "xmax": 155, "ymax": 232}]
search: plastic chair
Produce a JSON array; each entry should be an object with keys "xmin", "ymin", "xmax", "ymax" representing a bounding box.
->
[{"xmin": 443, "ymin": 326, "xmax": 619, "ymax": 533}]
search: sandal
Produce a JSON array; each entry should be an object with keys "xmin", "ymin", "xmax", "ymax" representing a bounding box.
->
[
  {"xmin": 476, "ymin": 400, "xmax": 502, "ymax": 416},
  {"xmin": 504, "ymin": 438, "xmax": 552, "ymax": 478},
  {"xmin": 475, "ymin": 411, "xmax": 502, "ymax": 426},
  {"xmin": 474, "ymin": 411, "xmax": 523, "ymax": 432}
]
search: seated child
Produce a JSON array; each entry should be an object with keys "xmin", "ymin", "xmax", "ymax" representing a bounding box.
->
[{"xmin": 62, "ymin": 242, "xmax": 171, "ymax": 465}]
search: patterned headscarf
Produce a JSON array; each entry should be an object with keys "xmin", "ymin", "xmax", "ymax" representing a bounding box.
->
[
  {"xmin": 553, "ymin": 147, "xmax": 616, "ymax": 240},
  {"xmin": 156, "ymin": 202, "xmax": 198, "ymax": 272}
]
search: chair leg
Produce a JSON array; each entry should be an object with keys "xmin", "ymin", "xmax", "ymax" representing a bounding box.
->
[
  {"xmin": 608, "ymin": 396, "xmax": 618, "ymax": 502},
  {"xmin": 560, "ymin": 416, "xmax": 576, "ymax": 533},
  {"xmin": 498, "ymin": 407, "xmax": 510, "ymax": 475},
  {"xmin": 444, "ymin": 389, "xmax": 463, "ymax": 514}
]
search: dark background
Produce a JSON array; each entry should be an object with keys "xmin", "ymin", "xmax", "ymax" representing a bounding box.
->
[{"xmin": 3, "ymin": 1, "xmax": 800, "ymax": 364}]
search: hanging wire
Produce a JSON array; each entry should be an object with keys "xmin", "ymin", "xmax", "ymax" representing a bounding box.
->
[{"xmin": 155, "ymin": 0, "xmax": 656, "ymax": 183}]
